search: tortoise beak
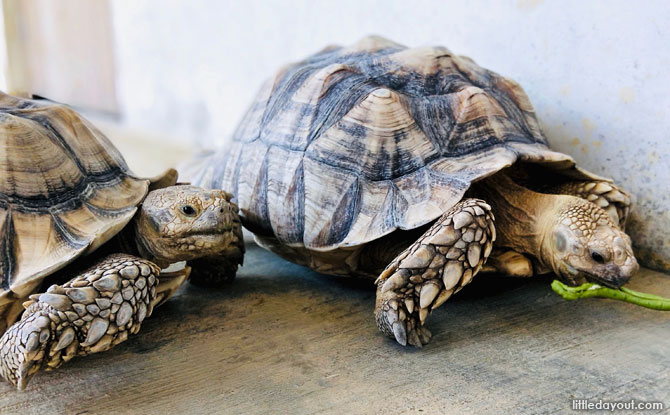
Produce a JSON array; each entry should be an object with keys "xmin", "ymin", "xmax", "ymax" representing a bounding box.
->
[{"xmin": 583, "ymin": 260, "xmax": 639, "ymax": 289}]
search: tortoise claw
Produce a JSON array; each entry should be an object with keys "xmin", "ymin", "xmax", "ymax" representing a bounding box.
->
[{"xmin": 392, "ymin": 321, "xmax": 407, "ymax": 346}]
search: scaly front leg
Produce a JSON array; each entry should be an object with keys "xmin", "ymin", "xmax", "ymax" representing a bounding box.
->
[
  {"xmin": 0, "ymin": 254, "xmax": 167, "ymax": 390},
  {"xmin": 375, "ymin": 199, "xmax": 495, "ymax": 347}
]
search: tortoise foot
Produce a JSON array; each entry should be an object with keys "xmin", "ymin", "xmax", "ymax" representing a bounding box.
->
[
  {"xmin": 485, "ymin": 249, "xmax": 535, "ymax": 277},
  {"xmin": 188, "ymin": 232, "xmax": 244, "ymax": 287},
  {"xmin": 189, "ymin": 254, "xmax": 242, "ymax": 287},
  {"xmin": 375, "ymin": 198, "xmax": 495, "ymax": 347},
  {"xmin": 375, "ymin": 285, "xmax": 433, "ymax": 347},
  {"xmin": 0, "ymin": 254, "xmax": 160, "ymax": 390},
  {"xmin": 0, "ymin": 310, "xmax": 53, "ymax": 390}
]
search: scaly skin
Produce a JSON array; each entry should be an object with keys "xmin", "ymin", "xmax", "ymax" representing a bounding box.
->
[
  {"xmin": 375, "ymin": 173, "xmax": 640, "ymax": 348},
  {"xmin": 135, "ymin": 186, "xmax": 244, "ymax": 276},
  {"xmin": 474, "ymin": 174, "xmax": 638, "ymax": 289},
  {"xmin": 0, "ymin": 185, "xmax": 245, "ymax": 389},
  {"xmin": 543, "ymin": 198, "xmax": 638, "ymax": 287},
  {"xmin": 542, "ymin": 181, "xmax": 631, "ymax": 229},
  {"xmin": 0, "ymin": 255, "xmax": 160, "ymax": 390},
  {"xmin": 483, "ymin": 178, "xmax": 634, "ymax": 279},
  {"xmin": 375, "ymin": 199, "xmax": 495, "ymax": 347}
]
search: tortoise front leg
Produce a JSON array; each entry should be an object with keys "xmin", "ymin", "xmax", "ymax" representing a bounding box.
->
[
  {"xmin": 375, "ymin": 199, "xmax": 495, "ymax": 347},
  {"xmin": 0, "ymin": 253, "xmax": 184, "ymax": 390}
]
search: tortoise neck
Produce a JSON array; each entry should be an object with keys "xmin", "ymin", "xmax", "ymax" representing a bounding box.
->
[
  {"xmin": 113, "ymin": 223, "xmax": 137, "ymax": 256},
  {"xmin": 472, "ymin": 173, "xmax": 570, "ymax": 266},
  {"xmin": 130, "ymin": 217, "xmax": 171, "ymax": 269}
]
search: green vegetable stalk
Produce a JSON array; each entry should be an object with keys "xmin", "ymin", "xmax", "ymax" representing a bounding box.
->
[{"xmin": 551, "ymin": 280, "xmax": 670, "ymax": 311}]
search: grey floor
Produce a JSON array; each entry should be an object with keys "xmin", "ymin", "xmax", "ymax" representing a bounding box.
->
[{"xmin": 1, "ymin": 243, "xmax": 669, "ymax": 414}]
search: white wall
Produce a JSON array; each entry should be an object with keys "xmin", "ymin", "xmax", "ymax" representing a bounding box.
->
[
  {"xmin": 110, "ymin": 0, "xmax": 670, "ymax": 271},
  {"xmin": 0, "ymin": 7, "xmax": 6, "ymax": 92},
  {"xmin": 2, "ymin": 0, "xmax": 117, "ymax": 111}
]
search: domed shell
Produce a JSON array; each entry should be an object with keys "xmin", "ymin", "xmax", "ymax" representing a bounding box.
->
[
  {"xmin": 0, "ymin": 92, "xmax": 150, "ymax": 301},
  {"xmin": 186, "ymin": 36, "xmax": 601, "ymax": 250}
]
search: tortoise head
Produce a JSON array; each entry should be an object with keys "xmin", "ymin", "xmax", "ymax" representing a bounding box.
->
[
  {"xmin": 135, "ymin": 185, "xmax": 241, "ymax": 266},
  {"xmin": 544, "ymin": 198, "xmax": 638, "ymax": 288}
]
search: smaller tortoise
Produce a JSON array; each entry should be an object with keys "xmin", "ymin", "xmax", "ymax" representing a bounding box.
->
[
  {"xmin": 0, "ymin": 92, "xmax": 244, "ymax": 389},
  {"xmin": 183, "ymin": 36, "xmax": 638, "ymax": 348}
]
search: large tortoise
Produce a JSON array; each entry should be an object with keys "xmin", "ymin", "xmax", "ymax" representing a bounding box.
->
[
  {"xmin": 0, "ymin": 92, "xmax": 244, "ymax": 389},
  {"xmin": 183, "ymin": 36, "xmax": 638, "ymax": 347}
]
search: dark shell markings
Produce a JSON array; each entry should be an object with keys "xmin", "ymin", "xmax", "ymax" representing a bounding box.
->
[
  {"xmin": 181, "ymin": 36, "xmax": 638, "ymax": 349},
  {"xmin": 0, "ymin": 92, "xmax": 148, "ymax": 301},
  {"xmin": 185, "ymin": 36, "xmax": 583, "ymax": 250}
]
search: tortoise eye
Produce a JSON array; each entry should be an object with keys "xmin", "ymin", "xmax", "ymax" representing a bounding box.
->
[
  {"xmin": 591, "ymin": 250, "xmax": 605, "ymax": 264},
  {"xmin": 181, "ymin": 205, "xmax": 197, "ymax": 216}
]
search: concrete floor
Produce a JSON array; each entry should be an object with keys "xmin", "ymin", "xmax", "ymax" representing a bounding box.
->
[{"xmin": 1, "ymin": 243, "xmax": 669, "ymax": 414}]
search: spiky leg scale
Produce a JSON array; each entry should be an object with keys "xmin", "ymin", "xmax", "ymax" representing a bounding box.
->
[
  {"xmin": 375, "ymin": 199, "xmax": 495, "ymax": 347},
  {"xmin": 0, "ymin": 254, "xmax": 161, "ymax": 389}
]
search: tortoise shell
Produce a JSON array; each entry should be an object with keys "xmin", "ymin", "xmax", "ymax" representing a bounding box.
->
[
  {"xmin": 0, "ymin": 92, "xmax": 150, "ymax": 302},
  {"xmin": 186, "ymin": 36, "xmax": 600, "ymax": 250}
]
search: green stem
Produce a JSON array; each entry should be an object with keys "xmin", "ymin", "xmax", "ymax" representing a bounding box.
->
[{"xmin": 551, "ymin": 280, "xmax": 670, "ymax": 311}]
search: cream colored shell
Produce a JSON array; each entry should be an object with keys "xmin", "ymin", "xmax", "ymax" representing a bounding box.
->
[{"xmin": 0, "ymin": 92, "xmax": 150, "ymax": 314}]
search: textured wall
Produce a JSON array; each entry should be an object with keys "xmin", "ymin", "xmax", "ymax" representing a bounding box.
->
[{"xmin": 110, "ymin": 0, "xmax": 670, "ymax": 271}]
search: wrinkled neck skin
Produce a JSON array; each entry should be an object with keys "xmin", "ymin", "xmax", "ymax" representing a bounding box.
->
[
  {"xmin": 131, "ymin": 218, "xmax": 172, "ymax": 269},
  {"xmin": 106, "ymin": 220, "xmax": 166, "ymax": 268},
  {"xmin": 472, "ymin": 173, "xmax": 570, "ymax": 271}
]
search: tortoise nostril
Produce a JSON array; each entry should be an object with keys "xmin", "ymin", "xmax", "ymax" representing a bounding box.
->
[{"xmin": 219, "ymin": 208, "xmax": 224, "ymax": 213}]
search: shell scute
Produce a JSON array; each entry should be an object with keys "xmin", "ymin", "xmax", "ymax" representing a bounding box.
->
[
  {"xmin": 183, "ymin": 36, "xmax": 599, "ymax": 250},
  {"xmin": 0, "ymin": 93, "xmax": 148, "ymax": 301}
]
